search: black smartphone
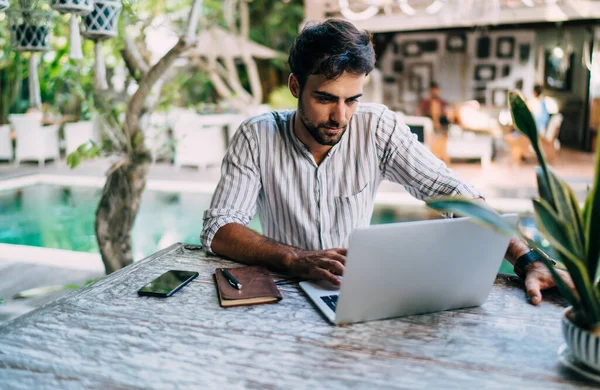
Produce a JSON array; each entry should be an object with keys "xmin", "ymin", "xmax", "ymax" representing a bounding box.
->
[{"xmin": 137, "ymin": 270, "xmax": 199, "ymax": 297}]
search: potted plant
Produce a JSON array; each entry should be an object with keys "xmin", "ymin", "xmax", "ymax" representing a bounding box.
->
[
  {"xmin": 6, "ymin": 0, "xmax": 53, "ymax": 52},
  {"xmin": 80, "ymin": 0, "xmax": 121, "ymax": 41},
  {"xmin": 51, "ymin": 0, "xmax": 94, "ymax": 59},
  {"xmin": 426, "ymin": 91, "xmax": 600, "ymax": 372}
]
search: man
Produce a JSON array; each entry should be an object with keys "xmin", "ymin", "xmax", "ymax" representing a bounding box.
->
[
  {"xmin": 201, "ymin": 19, "xmax": 572, "ymax": 305},
  {"xmin": 418, "ymin": 81, "xmax": 451, "ymax": 132}
]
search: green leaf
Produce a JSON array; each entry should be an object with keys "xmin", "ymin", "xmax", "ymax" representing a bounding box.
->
[
  {"xmin": 584, "ymin": 131, "xmax": 600, "ymax": 283},
  {"xmin": 426, "ymin": 197, "xmax": 517, "ymax": 236},
  {"xmin": 66, "ymin": 152, "xmax": 82, "ymax": 169},
  {"xmin": 546, "ymin": 167, "xmax": 586, "ymax": 259},
  {"xmin": 67, "ymin": 141, "xmax": 102, "ymax": 169},
  {"xmin": 509, "ymin": 91, "xmax": 545, "ymax": 168},
  {"xmin": 531, "ymin": 198, "xmax": 580, "ymax": 265},
  {"xmin": 536, "ymin": 167, "xmax": 555, "ymax": 211},
  {"xmin": 533, "ymin": 198, "xmax": 600, "ymax": 324}
]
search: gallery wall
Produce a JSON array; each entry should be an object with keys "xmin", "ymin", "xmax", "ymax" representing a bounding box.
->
[
  {"xmin": 379, "ymin": 29, "xmax": 535, "ymax": 115},
  {"xmin": 378, "ymin": 25, "xmax": 593, "ymax": 150}
]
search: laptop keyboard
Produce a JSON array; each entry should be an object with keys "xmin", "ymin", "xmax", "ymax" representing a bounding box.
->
[{"xmin": 320, "ymin": 294, "xmax": 339, "ymax": 312}]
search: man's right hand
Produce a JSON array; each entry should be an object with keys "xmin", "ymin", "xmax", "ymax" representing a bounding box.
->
[{"xmin": 286, "ymin": 248, "xmax": 347, "ymax": 286}]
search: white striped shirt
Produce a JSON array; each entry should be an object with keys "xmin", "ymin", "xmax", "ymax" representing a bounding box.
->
[{"xmin": 200, "ymin": 103, "xmax": 482, "ymax": 253}]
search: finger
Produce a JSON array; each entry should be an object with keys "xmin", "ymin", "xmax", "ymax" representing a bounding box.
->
[
  {"xmin": 525, "ymin": 275, "xmax": 542, "ymax": 305},
  {"xmin": 332, "ymin": 248, "xmax": 347, "ymax": 256},
  {"xmin": 323, "ymin": 252, "xmax": 346, "ymax": 265},
  {"xmin": 312, "ymin": 267, "xmax": 342, "ymax": 286},
  {"xmin": 319, "ymin": 258, "xmax": 345, "ymax": 275}
]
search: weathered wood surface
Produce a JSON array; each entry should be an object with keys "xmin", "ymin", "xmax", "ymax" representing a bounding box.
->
[{"xmin": 0, "ymin": 243, "xmax": 596, "ymax": 389}]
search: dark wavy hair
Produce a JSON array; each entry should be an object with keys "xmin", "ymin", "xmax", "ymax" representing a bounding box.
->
[{"xmin": 288, "ymin": 19, "xmax": 375, "ymax": 89}]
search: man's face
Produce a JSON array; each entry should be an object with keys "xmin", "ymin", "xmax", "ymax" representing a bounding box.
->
[
  {"xmin": 431, "ymin": 86, "xmax": 440, "ymax": 99},
  {"xmin": 291, "ymin": 72, "xmax": 365, "ymax": 146}
]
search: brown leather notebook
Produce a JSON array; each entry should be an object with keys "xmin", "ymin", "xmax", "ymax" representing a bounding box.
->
[{"xmin": 214, "ymin": 266, "xmax": 282, "ymax": 307}]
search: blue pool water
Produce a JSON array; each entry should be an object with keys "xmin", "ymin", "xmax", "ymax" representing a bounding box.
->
[{"xmin": 0, "ymin": 183, "xmax": 527, "ymax": 273}]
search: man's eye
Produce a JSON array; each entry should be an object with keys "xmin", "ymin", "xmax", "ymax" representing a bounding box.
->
[
  {"xmin": 347, "ymin": 98, "xmax": 359, "ymax": 104},
  {"xmin": 317, "ymin": 97, "xmax": 333, "ymax": 103}
]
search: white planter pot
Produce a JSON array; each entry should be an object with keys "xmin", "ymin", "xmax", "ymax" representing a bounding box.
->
[
  {"xmin": 0, "ymin": 0, "xmax": 9, "ymax": 11},
  {"xmin": 6, "ymin": 10, "xmax": 54, "ymax": 52},
  {"xmin": 81, "ymin": 0, "xmax": 122, "ymax": 41},
  {"xmin": 562, "ymin": 307, "xmax": 600, "ymax": 372}
]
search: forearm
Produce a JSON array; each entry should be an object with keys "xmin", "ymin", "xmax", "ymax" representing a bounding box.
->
[
  {"xmin": 472, "ymin": 199, "xmax": 530, "ymax": 265},
  {"xmin": 504, "ymin": 237, "xmax": 531, "ymax": 265},
  {"xmin": 211, "ymin": 223, "xmax": 299, "ymax": 273}
]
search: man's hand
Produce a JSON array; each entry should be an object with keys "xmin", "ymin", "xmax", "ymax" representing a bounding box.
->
[
  {"xmin": 286, "ymin": 248, "xmax": 347, "ymax": 286},
  {"xmin": 524, "ymin": 261, "xmax": 575, "ymax": 305}
]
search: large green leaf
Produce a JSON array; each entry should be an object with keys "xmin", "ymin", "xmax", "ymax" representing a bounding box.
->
[
  {"xmin": 531, "ymin": 199, "xmax": 580, "ymax": 264},
  {"xmin": 536, "ymin": 166, "xmax": 555, "ymax": 211},
  {"xmin": 546, "ymin": 167, "xmax": 586, "ymax": 259},
  {"xmin": 509, "ymin": 91, "xmax": 547, "ymax": 173},
  {"xmin": 584, "ymin": 132, "xmax": 600, "ymax": 284},
  {"xmin": 426, "ymin": 196, "xmax": 579, "ymax": 308},
  {"xmin": 426, "ymin": 197, "xmax": 517, "ymax": 236},
  {"xmin": 532, "ymin": 198, "xmax": 600, "ymax": 323}
]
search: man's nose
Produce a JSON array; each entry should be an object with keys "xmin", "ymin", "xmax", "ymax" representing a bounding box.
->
[{"xmin": 330, "ymin": 102, "xmax": 346, "ymax": 125}]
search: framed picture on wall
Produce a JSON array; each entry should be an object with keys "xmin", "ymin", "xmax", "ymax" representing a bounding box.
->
[
  {"xmin": 496, "ymin": 37, "xmax": 515, "ymax": 59},
  {"xmin": 408, "ymin": 62, "xmax": 433, "ymax": 93},
  {"xmin": 476, "ymin": 36, "xmax": 491, "ymax": 59},
  {"xmin": 492, "ymin": 88, "xmax": 509, "ymax": 107},
  {"xmin": 544, "ymin": 50, "xmax": 574, "ymax": 91},
  {"xmin": 474, "ymin": 87, "xmax": 487, "ymax": 105},
  {"xmin": 519, "ymin": 43, "xmax": 531, "ymax": 62},
  {"xmin": 393, "ymin": 60, "xmax": 404, "ymax": 73},
  {"xmin": 419, "ymin": 39, "xmax": 438, "ymax": 53},
  {"xmin": 474, "ymin": 64, "xmax": 496, "ymax": 81},
  {"xmin": 446, "ymin": 33, "xmax": 466, "ymax": 53},
  {"xmin": 402, "ymin": 41, "xmax": 422, "ymax": 57}
]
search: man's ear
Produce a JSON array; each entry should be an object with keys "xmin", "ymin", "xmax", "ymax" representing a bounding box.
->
[{"xmin": 288, "ymin": 74, "xmax": 300, "ymax": 99}]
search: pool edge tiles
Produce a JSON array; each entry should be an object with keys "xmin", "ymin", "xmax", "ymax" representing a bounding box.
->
[
  {"xmin": 0, "ymin": 174, "xmax": 219, "ymax": 194},
  {"xmin": 0, "ymin": 173, "xmax": 534, "ymax": 211}
]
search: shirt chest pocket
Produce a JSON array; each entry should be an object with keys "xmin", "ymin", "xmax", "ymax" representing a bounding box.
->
[{"xmin": 330, "ymin": 182, "xmax": 371, "ymax": 240}]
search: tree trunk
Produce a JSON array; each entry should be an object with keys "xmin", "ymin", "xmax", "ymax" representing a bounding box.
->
[{"xmin": 95, "ymin": 161, "xmax": 150, "ymax": 274}]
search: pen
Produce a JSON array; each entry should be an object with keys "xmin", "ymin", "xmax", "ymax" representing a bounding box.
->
[{"xmin": 221, "ymin": 268, "xmax": 242, "ymax": 290}]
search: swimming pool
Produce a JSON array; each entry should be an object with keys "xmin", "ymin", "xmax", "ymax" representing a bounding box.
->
[{"xmin": 1, "ymin": 181, "xmax": 527, "ymax": 273}]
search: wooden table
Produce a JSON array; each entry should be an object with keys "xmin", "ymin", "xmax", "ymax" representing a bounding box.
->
[{"xmin": 0, "ymin": 243, "xmax": 597, "ymax": 389}]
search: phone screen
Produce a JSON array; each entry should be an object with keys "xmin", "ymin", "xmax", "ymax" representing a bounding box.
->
[{"xmin": 138, "ymin": 270, "xmax": 199, "ymax": 297}]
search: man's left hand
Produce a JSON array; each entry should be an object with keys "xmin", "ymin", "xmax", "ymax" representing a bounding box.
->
[{"xmin": 523, "ymin": 261, "xmax": 575, "ymax": 305}]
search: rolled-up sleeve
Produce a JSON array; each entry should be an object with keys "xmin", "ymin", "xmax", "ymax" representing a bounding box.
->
[
  {"xmin": 200, "ymin": 124, "xmax": 261, "ymax": 254},
  {"xmin": 375, "ymin": 107, "xmax": 484, "ymax": 200}
]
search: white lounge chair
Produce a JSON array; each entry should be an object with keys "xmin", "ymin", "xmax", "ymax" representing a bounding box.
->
[
  {"xmin": 0, "ymin": 125, "xmax": 12, "ymax": 162},
  {"xmin": 64, "ymin": 121, "xmax": 96, "ymax": 157},
  {"xmin": 172, "ymin": 111, "xmax": 228, "ymax": 169},
  {"xmin": 9, "ymin": 114, "xmax": 59, "ymax": 167}
]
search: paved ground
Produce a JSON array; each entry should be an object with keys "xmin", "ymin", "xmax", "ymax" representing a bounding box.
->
[{"xmin": 0, "ymin": 146, "xmax": 596, "ymax": 325}]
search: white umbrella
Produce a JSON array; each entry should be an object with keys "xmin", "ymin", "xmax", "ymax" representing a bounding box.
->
[{"xmin": 184, "ymin": 26, "xmax": 283, "ymax": 59}]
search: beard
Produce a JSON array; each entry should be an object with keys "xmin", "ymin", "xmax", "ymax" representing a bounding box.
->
[{"xmin": 298, "ymin": 100, "xmax": 348, "ymax": 146}]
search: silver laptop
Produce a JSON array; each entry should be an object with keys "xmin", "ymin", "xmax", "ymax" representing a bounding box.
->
[{"xmin": 300, "ymin": 215, "xmax": 516, "ymax": 325}]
